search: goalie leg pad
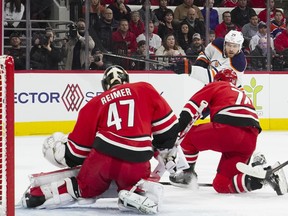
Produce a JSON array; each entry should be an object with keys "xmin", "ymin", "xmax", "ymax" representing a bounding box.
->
[
  {"xmin": 21, "ymin": 177, "xmax": 81, "ymax": 209},
  {"xmin": 118, "ymin": 190, "xmax": 158, "ymax": 214}
]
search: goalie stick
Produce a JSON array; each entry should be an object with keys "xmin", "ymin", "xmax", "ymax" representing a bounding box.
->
[
  {"xmin": 236, "ymin": 160, "xmax": 288, "ymax": 179},
  {"xmin": 150, "ymin": 100, "xmax": 208, "ymax": 181}
]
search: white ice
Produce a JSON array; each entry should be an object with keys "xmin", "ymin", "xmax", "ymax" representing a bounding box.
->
[{"xmin": 15, "ymin": 131, "xmax": 288, "ymax": 216}]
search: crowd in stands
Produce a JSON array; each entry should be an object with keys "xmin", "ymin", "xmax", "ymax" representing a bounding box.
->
[{"xmin": 3, "ymin": 0, "xmax": 288, "ymax": 71}]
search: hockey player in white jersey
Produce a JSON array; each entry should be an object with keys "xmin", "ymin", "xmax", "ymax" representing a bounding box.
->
[{"xmin": 172, "ymin": 30, "xmax": 247, "ymax": 88}]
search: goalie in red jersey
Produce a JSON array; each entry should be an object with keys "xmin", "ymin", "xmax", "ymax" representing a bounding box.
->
[
  {"xmin": 21, "ymin": 65, "xmax": 179, "ymax": 214},
  {"xmin": 169, "ymin": 69, "xmax": 288, "ymax": 195}
]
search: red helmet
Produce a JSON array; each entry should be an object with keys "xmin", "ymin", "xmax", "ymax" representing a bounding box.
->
[{"xmin": 214, "ymin": 69, "xmax": 237, "ymax": 85}]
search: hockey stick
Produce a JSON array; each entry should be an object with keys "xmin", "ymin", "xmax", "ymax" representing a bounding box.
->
[
  {"xmin": 102, "ymin": 52, "xmax": 172, "ymax": 67},
  {"xmin": 150, "ymin": 100, "xmax": 208, "ymax": 181},
  {"xmin": 237, "ymin": 160, "xmax": 288, "ymax": 179},
  {"xmin": 160, "ymin": 182, "xmax": 212, "ymax": 187}
]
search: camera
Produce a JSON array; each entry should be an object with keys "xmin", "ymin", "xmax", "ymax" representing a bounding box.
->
[
  {"xmin": 68, "ymin": 23, "xmax": 78, "ymax": 38},
  {"xmin": 41, "ymin": 35, "xmax": 50, "ymax": 46},
  {"xmin": 94, "ymin": 55, "xmax": 101, "ymax": 62}
]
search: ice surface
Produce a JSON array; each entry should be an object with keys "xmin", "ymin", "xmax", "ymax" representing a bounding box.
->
[{"xmin": 15, "ymin": 132, "xmax": 288, "ymax": 216}]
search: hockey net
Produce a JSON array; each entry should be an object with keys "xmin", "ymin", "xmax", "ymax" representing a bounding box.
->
[{"xmin": 0, "ymin": 56, "xmax": 15, "ymax": 216}]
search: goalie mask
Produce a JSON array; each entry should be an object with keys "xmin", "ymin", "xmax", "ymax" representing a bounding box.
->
[
  {"xmin": 214, "ymin": 69, "xmax": 237, "ymax": 85},
  {"xmin": 101, "ymin": 65, "xmax": 129, "ymax": 91}
]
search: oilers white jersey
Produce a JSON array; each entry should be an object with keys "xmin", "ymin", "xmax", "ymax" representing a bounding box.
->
[{"xmin": 190, "ymin": 38, "xmax": 247, "ymax": 87}]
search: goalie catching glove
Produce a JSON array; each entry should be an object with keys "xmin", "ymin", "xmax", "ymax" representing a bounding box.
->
[
  {"xmin": 157, "ymin": 147, "xmax": 178, "ymax": 174},
  {"xmin": 42, "ymin": 132, "xmax": 68, "ymax": 168}
]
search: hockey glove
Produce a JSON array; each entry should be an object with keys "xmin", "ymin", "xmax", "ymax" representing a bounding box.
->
[
  {"xmin": 170, "ymin": 59, "xmax": 192, "ymax": 75},
  {"xmin": 158, "ymin": 147, "xmax": 178, "ymax": 174},
  {"xmin": 42, "ymin": 132, "xmax": 68, "ymax": 168}
]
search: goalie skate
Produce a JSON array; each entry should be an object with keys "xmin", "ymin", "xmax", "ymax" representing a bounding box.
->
[
  {"xmin": 237, "ymin": 161, "xmax": 288, "ymax": 195},
  {"xmin": 118, "ymin": 190, "xmax": 158, "ymax": 214}
]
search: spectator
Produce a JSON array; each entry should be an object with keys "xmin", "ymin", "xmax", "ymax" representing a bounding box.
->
[
  {"xmin": 130, "ymin": 40, "xmax": 150, "ymax": 70},
  {"xmin": 112, "ymin": 19, "xmax": 137, "ymax": 55},
  {"xmin": 138, "ymin": 0, "xmax": 159, "ymax": 27},
  {"xmin": 4, "ymin": 31, "xmax": 26, "ymax": 70},
  {"xmin": 155, "ymin": 33, "xmax": 186, "ymax": 66},
  {"xmin": 173, "ymin": 0, "xmax": 204, "ymax": 24},
  {"xmin": 241, "ymin": 13, "xmax": 259, "ymax": 51},
  {"xmin": 270, "ymin": 9, "xmax": 286, "ymax": 39},
  {"xmin": 258, "ymin": 0, "xmax": 284, "ymax": 23},
  {"xmin": 208, "ymin": 29, "xmax": 215, "ymax": 42},
  {"xmin": 4, "ymin": 0, "xmax": 25, "ymax": 28},
  {"xmin": 95, "ymin": 8, "xmax": 119, "ymax": 52},
  {"xmin": 30, "ymin": 28, "xmax": 63, "ymax": 70},
  {"xmin": 108, "ymin": 0, "xmax": 132, "ymax": 21},
  {"xmin": 215, "ymin": 11, "xmax": 240, "ymax": 38},
  {"xmin": 201, "ymin": 0, "xmax": 219, "ymax": 31},
  {"xmin": 222, "ymin": 0, "xmax": 238, "ymax": 7},
  {"xmin": 153, "ymin": 0, "xmax": 173, "ymax": 25},
  {"xmin": 274, "ymin": 22, "xmax": 288, "ymax": 54},
  {"xmin": 250, "ymin": 37, "xmax": 276, "ymax": 71},
  {"xmin": 230, "ymin": 0, "xmax": 256, "ymax": 29},
  {"xmin": 83, "ymin": 0, "xmax": 106, "ymax": 28},
  {"xmin": 186, "ymin": 33, "xmax": 205, "ymax": 61},
  {"xmin": 176, "ymin": 22, "xmax": 193, "ymax": 53},
  {"xmin": 136, "ymin": 21, "xmax": 162, "ymax": 54},
  {"xmin": 157, "ymin": 10, "xmax": 178, "ymax": 41},
  {"xmin": 63, "ymin": 18, "xmax": 95, "ymax": 70},
  {"xmin": 249, "ymin": 22, "xmax": 274, "ymax": 52},
  {"xmin": 129, "ymin": 11, "xmax": 145, "ymax": 38},
  {"xmin": 89, "ymin": 50, "xmax": 107, "ymax": 70},
  {"xmin": 182, "ymin": 7, "xmax": 205, "ymax": 39},
  {"xmin": 4, "ymin": 0, "xmax": 25, "ymax": 45}
]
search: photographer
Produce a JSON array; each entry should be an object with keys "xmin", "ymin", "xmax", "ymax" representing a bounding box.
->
[
  {"xmin": 62, "ymin": 18, "xmax": 95, "ymax": 70},
  {"xmin": 89, "ymin": 50, "xmax": 108, "ymax": 70},
  {"xmin": 30, "ymin": 28, "xmax": 63, "ymax": 70}
]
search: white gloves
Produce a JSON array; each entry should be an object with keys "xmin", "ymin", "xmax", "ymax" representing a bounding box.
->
[
  {"xmin": 158, "ymin": 147, "xmax": 178, "ymax": 174},
  {"xmin": 42, "ymin": 132, "xmax": 68, "ymax": 168}
]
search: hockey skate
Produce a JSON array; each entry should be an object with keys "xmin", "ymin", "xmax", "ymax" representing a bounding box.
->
[
  {"xmin": 237, "ymin": 161, "xmax": 288, "ymax": 195},
  {"xmin": 118, "ymin": 179, "xmax": 163, "ymax": 214},
  {"xmin": 118, "ymin": 190, "xmax": 158, "ymax": 214},
  {"xmin": 21, "ymin": 178, "xmax": 79, "ymax": 209},
  {"xmin": 169, "ymin": 164, "xmax": 198, "ymax": 188},
  {"xmin": 265, "ymin": 162, "xmax": 288, "ymax": 195}
]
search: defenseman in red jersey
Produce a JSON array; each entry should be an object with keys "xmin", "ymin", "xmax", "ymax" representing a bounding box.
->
[
  {"xmin": 21, "ymin": 65, "xmax": 179, "ymax": 214},
  {"xmin": 169, "ymin": 69, "xmax": 287, "ymax": 195}
]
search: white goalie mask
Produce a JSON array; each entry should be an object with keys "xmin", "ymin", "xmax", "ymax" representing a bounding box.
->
[{"xmin": 101, "ymin": 65, "xmax": 129, "ymax": 91}]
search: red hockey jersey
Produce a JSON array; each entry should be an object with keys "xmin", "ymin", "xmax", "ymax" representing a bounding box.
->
[
  {"xmin": 179, "ymin": 81, "xmax": 261, "ymax": 133},
  {"xmin": 66, "ymin": 82, "xmax": 179, "ymax": 166}
]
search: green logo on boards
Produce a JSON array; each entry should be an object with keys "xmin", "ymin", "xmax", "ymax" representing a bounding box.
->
[{"xmin": 243, "ymin": 77, "xmax": 263, "ymax": 110}]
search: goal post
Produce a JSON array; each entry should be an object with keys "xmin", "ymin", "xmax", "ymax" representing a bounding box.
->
[{"xmin": 0, "ymin": 55, "xmax": 15, "ymax": 216}]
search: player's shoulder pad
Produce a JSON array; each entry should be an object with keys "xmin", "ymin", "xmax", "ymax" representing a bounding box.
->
[
  {"xmin": 231, "ymin": 51, "xmax": 247, "ymax": 72},
  {"xmin": 211, "ymin": 38, "xmax": 224, "ymax": 52}
]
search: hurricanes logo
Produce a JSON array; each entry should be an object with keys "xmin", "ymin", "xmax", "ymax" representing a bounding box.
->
[
  {"xmin": 243, "ymin": 77, "xmax": 263, "ymax": 111},
  {"xmin": 61, "ymin": 84, "xmax": 84, "ymax": 111}
]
